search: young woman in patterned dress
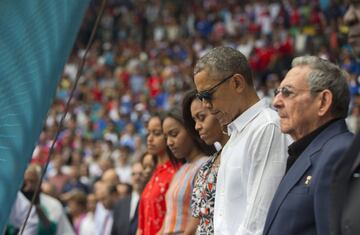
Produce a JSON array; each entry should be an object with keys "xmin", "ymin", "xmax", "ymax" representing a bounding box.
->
[{"xmin": 182, "ymin": 90, "xmax": 229, "ymax": 235}]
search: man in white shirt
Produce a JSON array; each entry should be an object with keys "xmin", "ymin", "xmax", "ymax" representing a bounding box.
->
[
  {"xmin": 6, "ymin": 192, "xmax": 38, "ymax": 235},
  {"xmin": 193, "ymin": 46, "xmax": 289, "ymax": 235},
  {"xmin": 21, "ymin": 164, "xmax": 75, "ymax": 235},
  {"xmin": 94, "ymin": 182, "xmax": 118, "ymax": 235}
]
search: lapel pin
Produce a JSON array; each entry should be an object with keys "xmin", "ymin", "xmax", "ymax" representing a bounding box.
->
[{"xmin": 305, "ymin": 176, "xmax": 312, "ymax": 185}]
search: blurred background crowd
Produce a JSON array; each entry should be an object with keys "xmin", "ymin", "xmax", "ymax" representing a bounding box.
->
[{"xmin": 16, "ymin": 0, "xmax": 360, "ymax": 234}]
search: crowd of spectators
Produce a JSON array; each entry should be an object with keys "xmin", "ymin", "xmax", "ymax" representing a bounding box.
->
[{"xmin": 18, "ymin": 0, "xmax": 360, "ymax": 233}]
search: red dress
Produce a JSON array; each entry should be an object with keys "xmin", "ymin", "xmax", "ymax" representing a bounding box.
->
[{"xmin": 138, "ymin": 160, "xmax": 178, "ymax": 235}]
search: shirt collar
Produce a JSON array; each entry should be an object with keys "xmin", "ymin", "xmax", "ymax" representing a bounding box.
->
[
  {"xmin": 227, "ymin": 99, "xmax": 267, "ymax": 136},
  {"xmin": 288, "ymin": 118, "xmax": 340, "ymax": 157},
  {"xmin": 131, "ymin": 190, "xmax": 139, "ymax": 199}
]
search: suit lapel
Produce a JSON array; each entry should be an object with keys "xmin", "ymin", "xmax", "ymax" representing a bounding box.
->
[
  {"xmin": 264, "ymin": 120, "xmax": 349, "ymax": 234},
  {"xmin": 130, "ymin": 200, "xmax": 139, "ymax": 223},
  {"xmin": 264, "ymin": 148, "xmax": 313, "ymax": 233},
  {"xmin": 115, "ymin": 195, "xmax": 131, "ymax": 224},
  {"xmin": 124, "ymin": 196, "xmax": 131, "ymax": 223},
  {"xmin": 351, "ymin": 152, "xmax": 360, "ymax": 173}
]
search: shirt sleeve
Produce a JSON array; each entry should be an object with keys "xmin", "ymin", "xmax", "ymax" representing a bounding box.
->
[
  {"xmin": 55, "ymin": 208, "xmax": 75, "ymax": 235},
  {"xmin": 8, "ymin": 192, "xmax": 39, "ymax": 235},
  {"xmin": 235, "ymin": 123, "xmax": 288, "ymax": 235}
]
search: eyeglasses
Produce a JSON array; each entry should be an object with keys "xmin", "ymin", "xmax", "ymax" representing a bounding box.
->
[
  {"xmin": 196, "ymin": 74, "xmax": 234, "ymax": 102},
  {"xmin": 274, "ymin": 86, "xmax": 322, "ymax": 98},
  {"xmin": 274, "ymin": 86, "xmax": 295, "ymax": 97}
]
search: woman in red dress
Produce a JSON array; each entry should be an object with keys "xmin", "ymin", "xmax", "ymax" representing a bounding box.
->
[{"xmin": 137, "ymin": 113, "xmax": 180, "ymax": 235}]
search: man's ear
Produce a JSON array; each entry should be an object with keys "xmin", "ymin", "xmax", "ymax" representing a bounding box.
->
[
  {"xmin": 232, "ymin": 74, "xmax": 246, "ymax": 93},
  {"xmin": 318, "ymin": 89, "xmax": 333, "ymax": 116}
]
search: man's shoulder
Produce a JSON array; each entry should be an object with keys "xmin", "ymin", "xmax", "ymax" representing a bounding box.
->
[
  {"xmin": 321, "ymin": 120, "xmax": 353, "ymax": 148},
  {"xmin": 251, "ymin": 107, "xmax": 280, "ymax": 129},
  {"xmin": 40, "ymin": 193, "xmax": 66, "ymax": 221},
  {"xmin": 323, "ymin": 129, "xmax": 353, "ymax": 151},
  {"xmin": 40, "ymin": 193, "xmax": 63, "ymax": 209},
  {"xmin": 114, "ymin": 195, "xmax": 131, "ymax": 209},
  {"xmin": 261, "ymin": 106, "xmax": 279, "ymax": 119},
  {"xmin": 229, "ymin": 106, "xmax": 282, "ymax": 137},
  {"xmin": 313, "ymin": 122, "xmax": 354, "ymax": 165}
]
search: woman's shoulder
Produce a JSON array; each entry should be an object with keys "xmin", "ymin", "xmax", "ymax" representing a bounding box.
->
[{"xmin": 196, "ymin": 153, "xmax": 218, "ymax": 172}]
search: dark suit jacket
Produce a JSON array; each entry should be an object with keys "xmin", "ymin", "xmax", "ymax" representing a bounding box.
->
[
  {"xmin": 263, "ymin": 120, "xmax": 353, "ymax": 235},
  {"xmin": 330, "ymin": 130, "xmax": 360, "ymax": 235},
  {"xmin": 111, "ymin": 195, "xmax": 138, "ymax": 235}
]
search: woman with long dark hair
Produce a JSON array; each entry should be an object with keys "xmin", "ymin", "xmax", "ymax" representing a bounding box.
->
[
  {"xmin": 182, "ymin": 90, "xmax": 229, "ymax": 235},
  {"xmin": 137, "ymin": 112, "xmax": 181, "ymax": 235},
  {"xmin": 159, "ymin": 107, "xmax": 214, "ymax": 235}
]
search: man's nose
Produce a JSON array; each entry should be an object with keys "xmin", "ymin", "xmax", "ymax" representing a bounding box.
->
[{"xmin": 272, "ymin": 94, "xmax": 282, "ymax": 110}]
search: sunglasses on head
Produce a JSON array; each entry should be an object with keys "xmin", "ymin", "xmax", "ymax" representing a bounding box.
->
[{"xmin": 196, "ymin": 73, "xmax": 234, "ymax": 102}]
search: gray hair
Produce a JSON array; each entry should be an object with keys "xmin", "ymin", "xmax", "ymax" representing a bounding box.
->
[
  {"xmin": 194, "ymin": 46, "xmax": 253, "ymax": 86},
  {"xmin": 292, "ymin": 56, "xmax": 350, "ymax": 118}
]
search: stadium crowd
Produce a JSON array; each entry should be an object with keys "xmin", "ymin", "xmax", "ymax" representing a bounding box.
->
[{"xmin": 7, "ymin": 0, "xmax": 360, "ymax": 235}]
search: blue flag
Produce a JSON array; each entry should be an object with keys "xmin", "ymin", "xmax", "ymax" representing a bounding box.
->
[{"xmin": 0, "ymin": 0, "xmax": 89, "ymax": 230}]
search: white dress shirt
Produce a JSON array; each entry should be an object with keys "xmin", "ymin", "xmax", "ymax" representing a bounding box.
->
[
  {"xmin": 94, "ymin": 203, "xmax": 113, "ymax": 235},
  {"xmin": 129, "ymin": 191, "xmax": 139, "ymax": 220},
  {"xmin": 214, "ymin": 99, "xmax": 289, "ymax": 235},
  {"xmin": 79, "ymin": 212, "xmax": 95, "ymax": 235},
  {"xmin": 7, "ymin": 192, "xmax": 38, "ymax": 235},
  {"xmin": 39, "ymin": 193, "xmax": 75, "ymax": 235}
]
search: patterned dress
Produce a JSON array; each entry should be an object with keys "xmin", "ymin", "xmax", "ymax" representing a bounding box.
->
[
  {"xmin": 191, "ymin": 152, "xmax": 220, "ymax": 234},
  {"xmin": 138, "ymin": 160, "xmax": 178, "ymax": 235}
]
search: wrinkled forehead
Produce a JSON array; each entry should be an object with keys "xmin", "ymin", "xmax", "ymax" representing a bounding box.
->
[{"xmin": 281, "ymin": 66, "xmax": 311, "ymax": 86}]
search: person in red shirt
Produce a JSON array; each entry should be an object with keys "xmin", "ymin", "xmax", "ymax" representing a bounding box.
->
[{"xmin": 136, "ymin": 113, "xmax": 180, "ymax": 235}]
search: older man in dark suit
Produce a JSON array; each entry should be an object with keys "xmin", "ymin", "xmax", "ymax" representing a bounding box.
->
[
  {"xmin": 111, "ymin": 162, "xmax": 143, "ymax": 235},
  {"xmin": 330, "ymin": 1, "xmax": 360, "ymax": 234},
  {"xmin": 263, "ymin": 56, "xmax": 353, "ymax": 235}
]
